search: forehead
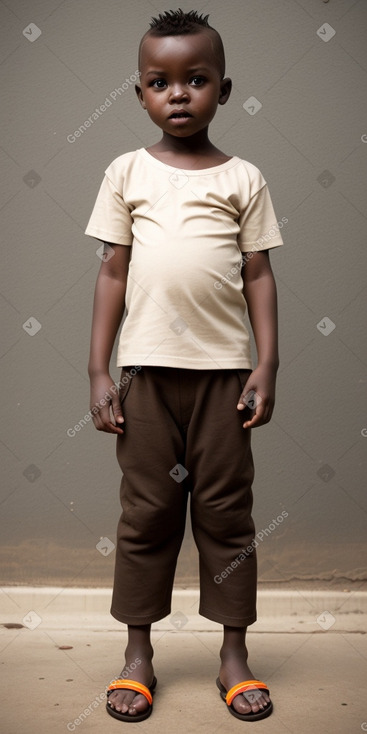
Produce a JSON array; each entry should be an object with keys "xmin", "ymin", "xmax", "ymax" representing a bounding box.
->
[{"xmin": 139, "ymin": 31, "xmax": 220, "ymax": 74}]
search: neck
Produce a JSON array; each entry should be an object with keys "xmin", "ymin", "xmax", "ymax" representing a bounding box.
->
[{"xmin": 157, "ymin": 129, "xmax": 215, "ymax": 155}]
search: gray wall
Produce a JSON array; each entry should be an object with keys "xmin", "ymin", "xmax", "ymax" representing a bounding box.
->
[{"xmin": 1, "ymin": 0, "xmax": 366, "ymax": 589}]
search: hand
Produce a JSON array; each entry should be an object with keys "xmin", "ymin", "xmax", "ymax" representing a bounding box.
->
[
  {"xmin": 237, "ymin": 364, "xmax": 277, "ymax": 429},
  {"xmin": 89, "ymin": 372, "xmax": 124, "ymax": 434}
]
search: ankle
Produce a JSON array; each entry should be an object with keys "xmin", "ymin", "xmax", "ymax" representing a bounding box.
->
[
  {"xmin": 220, "ymin": 643, "xmax": 248, "ymax": 662},
  {"xmin": 125, "ymin": 640, "xmax": 154, "ymax": 660}
]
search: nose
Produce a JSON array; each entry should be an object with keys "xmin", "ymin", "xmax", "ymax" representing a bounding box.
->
[{"xmin": 169, "ymin": 83, "xmax": 189, "ymax": 102}]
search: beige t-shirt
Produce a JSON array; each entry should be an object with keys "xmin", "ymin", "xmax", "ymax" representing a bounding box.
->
[{"xmin": 85, "ymin": 148, "xmax": 284, "ymax": 369}]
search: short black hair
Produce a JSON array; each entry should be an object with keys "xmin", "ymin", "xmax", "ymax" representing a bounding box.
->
[
  {"xmin": 149, "ymin": 8, "xmax": 210, "ymax": 33},
  {"xmin": 139, "ymin": 8, "xmax": 226, "ymax": 78}
]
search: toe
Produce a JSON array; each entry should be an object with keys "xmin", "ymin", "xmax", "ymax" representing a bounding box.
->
[
  {"xmin": 128, "ymin": 692, "xmax": 150, "ymax": 714},
  {"xmin": 108, "ymin": 690, "xmax": 149, "ymax": 716},
  {"xmin": 232, "ymin": 694, "xmax": 252, "ymax": 715},
  {"xmin": 232, "ymin": 691, "xmax": 271, "ymax": 716},
  {"xmin": 119, "ymin": 691, "xmax": 137, "ymax": 713},
  {"xmin": 108, "ymin": 690, "xmax": 135, "ymax": 713},
  {"xmin": 107, "ymin": 691, "xmax": 117, "ymax": 709},
  {"xmin": 255, "ymin": 692, "xmax": 271, "ymax": 711}
]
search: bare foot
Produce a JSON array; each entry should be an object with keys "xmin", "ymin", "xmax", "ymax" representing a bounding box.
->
[
  {"xmin": 219, "ymin": 645, "xmax": 271, "ymax": 717},
  {"xmin": 107, "ymin": 641, "xmax": 154, "ymax": 717}
]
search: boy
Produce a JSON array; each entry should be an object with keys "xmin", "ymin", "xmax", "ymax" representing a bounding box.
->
[{"xmin": 85, "ymin": 8, "xmax": 283, "ymax": 723}]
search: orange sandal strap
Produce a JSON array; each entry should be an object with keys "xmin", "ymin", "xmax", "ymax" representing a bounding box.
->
[
  {"xmin": 107, "ymin": 679, "xmax": 153, "ymax": 706},
  {"xmin": 226, "ymin": 679, "xmax": 269, "ymax": 706}
]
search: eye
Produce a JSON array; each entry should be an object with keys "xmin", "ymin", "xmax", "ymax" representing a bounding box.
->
[
  {"xmin": 190, "ymin": 76, "xmax": 206, "ymax": 86},
  {"xmin": 151, "ymin": 79, "xmax": 167, "ymax": 88}
]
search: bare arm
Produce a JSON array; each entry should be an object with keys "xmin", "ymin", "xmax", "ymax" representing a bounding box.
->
[
  {"xmin": 88, "ymin": 243, "xmax": 131, "ymax": 434},
  {"xmin": 237, "ymin": 250, "xmax": 279, "ymax": 428}
]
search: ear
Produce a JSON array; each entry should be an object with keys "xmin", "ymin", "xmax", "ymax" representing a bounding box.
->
[
  {"xmin": 218, "ymin": 77, "xmax": 232, "ymax": 106},
  {"xmin": 135, "ymin": 84, "xmax": 146, "ymax": 109}
]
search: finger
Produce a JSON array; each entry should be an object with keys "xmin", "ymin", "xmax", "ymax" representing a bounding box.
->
[
  {"xmin": 110, "ymin": 398, "xmax": 125, "ymax": 433},
  {"xmin": 91, "ymin": 411, "xmax": 104, "ymax": 432},
  {"xmin": 237, "ymin": 386, "xmax": 261, "ymax": 413},
  {"xmin": 242, "ymin": 396, "xmax": 265, "ymax": 428},
  {"xmin": 93, "ymin": 407, "xmax": 118, "ymax": 433},
  {"xmin": 236, "ymin": 384, "xmax": 255, "ymax": 410},
  {"xmin": 242, "ymin": 413, "xmax": 262, "ymax": 429},
  {"xmin": 242, "ymin": 400, "xmax": 272, "ymax": 429},
  {"xmin": 107, "ymin": 420, "xmax": 124, "ymax": 434}
]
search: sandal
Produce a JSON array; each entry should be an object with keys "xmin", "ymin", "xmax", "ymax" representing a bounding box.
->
[
  {"xmin": 216, "ymin": 677, "xmax": 273, "ymax": 721},
  {"xmin": 106, "ymin": 676, "xmax": 157, "ymax": 722}
]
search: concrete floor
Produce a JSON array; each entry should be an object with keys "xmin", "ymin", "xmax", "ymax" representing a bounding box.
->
[{"xmin": 1, "ymin": 622, "xmax": 366, "ymax": 734}]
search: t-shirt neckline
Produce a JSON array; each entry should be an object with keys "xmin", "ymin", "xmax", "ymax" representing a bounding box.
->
[{"xmin": 140, "ymin": 147, "xmax": 239, "ymax": 174}]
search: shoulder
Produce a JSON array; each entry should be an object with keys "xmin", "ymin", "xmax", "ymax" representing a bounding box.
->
[
  {"xmin": 104, "ymin": 149, "xmax": 143, "ymax": 185},
  {"xmin": 233, "ymin": 157, "xmax": 267, "ymax": 193}
]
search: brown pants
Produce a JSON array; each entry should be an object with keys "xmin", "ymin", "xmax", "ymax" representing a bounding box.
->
[{"xmin": 111, "ymin": 366, "xmax": 257, "ymax": 627}]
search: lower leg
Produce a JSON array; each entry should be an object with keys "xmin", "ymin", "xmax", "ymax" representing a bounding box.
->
[
  {"xmin": 107, "ymin": 624, "xmax": 154, "ymax": 716},
  {"xmin": 219, "ymin": 625, "xmax": 271, "ymax": 716}
]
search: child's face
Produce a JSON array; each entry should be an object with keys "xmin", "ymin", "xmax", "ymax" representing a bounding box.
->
[{"xmin": 136, "ymin": 31, "xmax": 231, "ymax": 138}]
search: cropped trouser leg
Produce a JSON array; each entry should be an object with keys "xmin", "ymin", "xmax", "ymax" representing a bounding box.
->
[
  {"xmin": 111, "ymin": 367, "xmax": 189, "ymax": 625},
  {"xmin": 185, "ymin": 369, "xmax": 257, "ymax": 627},
  {"xmin": 110, "ymin": 366, "xmax": 257, "ymax": 627}
]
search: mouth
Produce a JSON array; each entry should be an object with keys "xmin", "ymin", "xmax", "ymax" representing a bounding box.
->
[{"xmin": 169, "ymin": 110, "xmax": 193, "ymax": 119}]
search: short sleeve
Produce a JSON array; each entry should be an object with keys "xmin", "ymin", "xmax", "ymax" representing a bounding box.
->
[
  {"xmin": 238, "ymin": 182, "xmax": 284, "ymax": 253},
  {"xmin": 85, "ymin": 172, "xmax": 133, "ymax": 245}
]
